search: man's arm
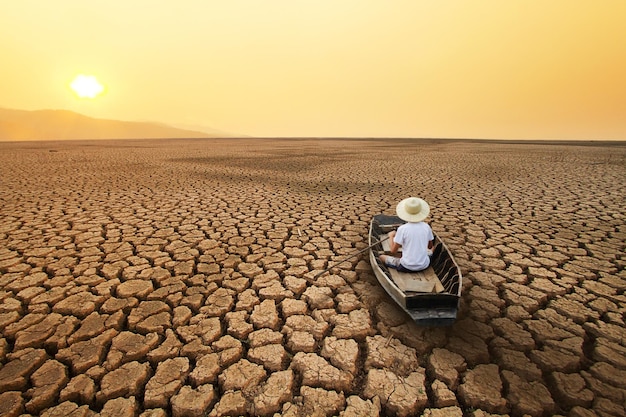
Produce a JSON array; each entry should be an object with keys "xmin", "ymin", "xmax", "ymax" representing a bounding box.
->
[{"xmin": 388, "ymin": 230, "xmax": 401, "ymax": 254}]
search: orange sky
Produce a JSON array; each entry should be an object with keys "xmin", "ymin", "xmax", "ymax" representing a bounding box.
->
[{"xmin": 1, "ymin": 1, "xmax": 625, "ymax": 139}]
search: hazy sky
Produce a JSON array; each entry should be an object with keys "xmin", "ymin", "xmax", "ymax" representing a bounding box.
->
[{"xmin": 2, "ymin": 1, "xmax": 625, "ymax": 139}]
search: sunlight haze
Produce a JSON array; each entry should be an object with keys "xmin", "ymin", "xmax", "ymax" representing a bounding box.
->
[{"xmin": 1, "ymin": 1, "xmax": 625, "ymax": 140}]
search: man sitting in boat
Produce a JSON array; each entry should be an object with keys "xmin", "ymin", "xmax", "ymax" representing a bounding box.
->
[{"xmin": 379, "ymin": 197, "xmax": 434, "ymax": 272}]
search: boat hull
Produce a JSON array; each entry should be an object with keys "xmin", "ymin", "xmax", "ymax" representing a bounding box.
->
[{"xmin": 369, "ymin": 214, "xmax": 462, "ymax": 326}]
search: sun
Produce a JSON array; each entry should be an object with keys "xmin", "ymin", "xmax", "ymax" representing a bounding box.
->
[{"xmin": 70, "ymin": 74, "xmax": 105, "ymax": 98}]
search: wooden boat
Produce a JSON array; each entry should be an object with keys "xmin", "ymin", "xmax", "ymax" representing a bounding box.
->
[{"xmin": 369, "ymin": 214, "xmax": 462, "ymax": 326}]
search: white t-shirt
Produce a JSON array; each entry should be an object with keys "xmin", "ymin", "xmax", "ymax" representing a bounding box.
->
[{"xmin": 393, "ymin": 221, "xmax": 434, "ymax": 271}]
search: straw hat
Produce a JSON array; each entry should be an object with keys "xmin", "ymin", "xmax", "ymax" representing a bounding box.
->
[{"xmin": 396, "ymin": 197, "xmax": 430, "ymax": 223}]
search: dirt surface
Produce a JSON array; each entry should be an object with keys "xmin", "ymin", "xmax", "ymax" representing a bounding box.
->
[{"xmin": 0, "ymin": 138, "xmax": 624, "ymax": 417}]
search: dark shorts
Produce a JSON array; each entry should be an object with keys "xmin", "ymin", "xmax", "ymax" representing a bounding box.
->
[
  {"xmin": 383, "ymin": 254, "xmax": 431, "ymax": 273},
  {"xmin": 390, "ymin": 262, "xmax": 428, "ymax": 273}
]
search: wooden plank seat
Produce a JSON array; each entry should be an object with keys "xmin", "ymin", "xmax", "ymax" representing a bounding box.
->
[{"xmin": 388, "ymin": 267, "xmax": 445, "ymax": 293}]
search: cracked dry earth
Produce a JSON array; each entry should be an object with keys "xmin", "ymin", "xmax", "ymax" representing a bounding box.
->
[{"xmin": 0, "ymin": 138, "xmax": 624, "ymax": 417}]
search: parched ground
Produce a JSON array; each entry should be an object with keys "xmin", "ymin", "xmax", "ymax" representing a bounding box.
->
[{"xmin": 0, "ymin": 138, "xmax": 624, "ymax": 417}]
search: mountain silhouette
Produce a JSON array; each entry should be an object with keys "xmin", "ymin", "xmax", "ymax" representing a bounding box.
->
[{"xmin": 0, "ymin": 108, "xmax": 232, "ymax": 141}]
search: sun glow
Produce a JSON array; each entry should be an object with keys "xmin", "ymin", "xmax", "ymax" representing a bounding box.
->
[{"xmin": 70, "ymin": 74, "xmax": 105, "ymax": 98}]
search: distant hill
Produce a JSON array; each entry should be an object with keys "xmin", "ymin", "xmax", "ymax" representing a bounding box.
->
[{"xmin": 0, "ymin": 108, "xmax": 232, "ymax": 141}]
